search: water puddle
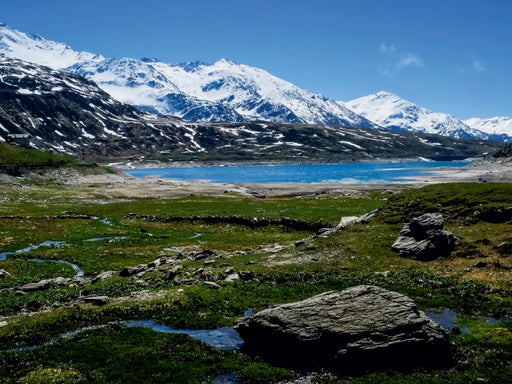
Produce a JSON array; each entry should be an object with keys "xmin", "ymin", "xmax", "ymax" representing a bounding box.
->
[
  {"xmin": 424, "ymin": 309, "xmax": 512, "ymax": 334},
  {"xmin": 0, "ymin": 241, "xmax": 85, "ymax": 277},
  {"xmin": 29, "ymin": 258, "xmax": 84, "ymax": 277},
  {"xmin": 13, "ymin": 319, "xmax": 244, "ymax": 353},
  {"xmin": 123, "ymin": 320, "xmax": 244, "ymax": 350},
  {"xmin": 212, "ymin": 372, "xmax": 243, "ymax": 384},
  {"xmin": 99, "ymin": 219, "xmax": 114, "ymax": 226},
  {"xmin": 424, "ymin": 309, "xmax": 462, "ymax": 332},
  {"xmin": 0, "ymin": 241, "xmax": 64, "ymax": 261}
]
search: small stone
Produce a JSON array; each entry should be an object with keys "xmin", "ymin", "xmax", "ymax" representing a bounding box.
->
[
  {"xmin": 163, "ymin": 269, "xmax": 177, "ymax": 281},
  {"xmin": 0, "ymin": 269, "xmax": 11, "ymax": 278},
  {"xmin": 92, "ymin": 270, "xmax": 116, "ymax": 283},
  {"xmin": 224, "ymin": 273, "xmax": 240, "ymax": 282},
  {"xmin": 203, "ymin": 281, "xmax": 221, "ymax": 289},
  {"xmin": 239, "ymin": 271, "xmax": 255, "ymax": 281},
  {"xmin": 78, "ymin": 295, "xmax": 109, "ymax": 306}
]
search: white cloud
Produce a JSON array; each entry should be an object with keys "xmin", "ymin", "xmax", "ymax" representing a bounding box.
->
[
  {"xmin": 378, "ymin": 43, "xmax": 423, "ymax": 76},
  {"xmin": 458, "ymin": 56, "xmax": 487, "ymax": 73},
  {"xmin": 379, "ymin": 42, "xmax": 396, "ymax": 54},
  {"xmin": 471, "ymin": 58, "xmax": 486, "ymax": 72}
]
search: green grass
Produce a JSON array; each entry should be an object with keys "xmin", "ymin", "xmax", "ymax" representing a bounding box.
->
[
  {"xmin": 1, "ymin": 181, "xmax": 512, "ymax": 383},
  {"xmin": 0, "ymin": 325, "xmax": 260, "ymax": 384},
  {"xmin": 0, "ymin": 143, "xmax": 75, "ymax": 165}
]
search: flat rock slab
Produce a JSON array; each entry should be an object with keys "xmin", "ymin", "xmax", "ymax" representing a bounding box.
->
[{"xmin": 235, "ymin": 285, "xmax": 451, "ymax": 372}]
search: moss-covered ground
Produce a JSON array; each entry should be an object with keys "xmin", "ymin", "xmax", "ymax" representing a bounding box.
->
[{"xmin": 0, "ymin": 181, "xmax": 511, "ymax": 383}]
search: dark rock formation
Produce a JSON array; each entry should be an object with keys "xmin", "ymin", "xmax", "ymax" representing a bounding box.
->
[
  {"xmin": 77, "ymin": 295, "xmax": 109, "ymax": 306},
  {"xmin": 391, "ymin": 213, "xmax": 458, "ymax": 260},
  {"xmin": 235, "ymin": 285, "xmax": 451, "ymax": 373}
]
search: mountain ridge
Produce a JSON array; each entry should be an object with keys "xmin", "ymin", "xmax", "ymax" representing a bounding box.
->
[
  {"xmin": 0, "ymin": 54, "xmax": 501, "ymax": 163},
  {"xmin": 0, "ymin": 23, "xmax": 377, "ymax": 128}
]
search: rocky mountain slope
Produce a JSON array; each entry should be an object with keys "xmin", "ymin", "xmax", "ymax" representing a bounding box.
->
[
  {"xmin": 0, "ymin": 55, "xmax": 502, "ymax": 162},
  {"xmin": 344, "ymin": 91, "xmax": 511, "ymax": 142}
]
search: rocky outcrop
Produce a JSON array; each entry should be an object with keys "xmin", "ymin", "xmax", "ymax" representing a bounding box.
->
[
  {"xmin": 235, "ymin": 285, "xmax": 451, "ymax": 372},
  {"xmin": 391, "ymin": 213, "xmax": 458, "ymax": 260}
]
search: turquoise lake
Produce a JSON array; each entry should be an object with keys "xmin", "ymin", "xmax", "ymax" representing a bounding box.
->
[{"xmin": 124, "ymin": 161, "xmax": 470, "ymax": 184}]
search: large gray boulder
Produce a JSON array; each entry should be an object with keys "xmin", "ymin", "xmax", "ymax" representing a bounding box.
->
[
  {"xmin": 235, "ymin": 285, "xmax": 450, "ymax": 372},
  {"xmin": 392, "ymin": 213, "xmax": 458, "ymax": 260}
]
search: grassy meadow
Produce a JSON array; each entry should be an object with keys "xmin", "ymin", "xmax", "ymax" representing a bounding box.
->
[{"xmin": 0, "ymin": 177, "xmax": 511, "ymax": 383}]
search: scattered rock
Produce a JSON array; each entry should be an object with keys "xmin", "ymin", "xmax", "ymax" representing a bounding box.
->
[
  {"xmin": 203, "ymin": 281, "xmax": 221, "ymax": 289},
  {"xmin": 0, "ymin": 269, "xmax": 11, "ymax": 278},
  {"xmin": 119, "ymin": 266, "xmax": 139, "ymax": 277},
  {"xmin": 338, "ymin": 216, "xmax": 360, "ymax": 228},
  {"xmin": 190, "ymin": 249, "xmax": 217, "ymax": 260},
  {"xmin": 92, "ymin": 270, "xmax": 117, "ymax": 283},
  {"xmin": 496, "ymin": 241, "xmax": 512, "ymax": 255},
  {"xmin": 119, "ymin": 264, "xmax": 146, "ymax": 277},
  {"xmin": 477, "ymin": 207, "xmax": 512, "ymax": 223},
  {"xmin": 224, "ymin": 273, "xmax": 240, "ymax": 282},
  {"xmin": 235, "ymin": 285, "xmax": 451, "ymax": 372},
  {"xmin": 239, "ymin": 271, "xmax": 255, "ymax": 281},
  {"xmin": 163, "ymin": 269, "xmax": 177, "ymax": 281},
  {"xmin": 18, "ymin": 277, "xmax": 71, "ymax": 292},
  {"xmin": 78, "ymin": 295, "xmax": 109, "ymax": 306},
  {"xmin": 391, "ymin": 213, "xmax": 458, "ymax": 260},
  {"xmin": 294, "ymin": 240, "xmax": 305, "ymax": 247}
]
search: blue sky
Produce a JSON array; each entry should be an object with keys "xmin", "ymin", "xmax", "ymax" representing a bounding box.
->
[{"xmin": 2, "ymin": 0, "xmax": 511, "ymax": 119}]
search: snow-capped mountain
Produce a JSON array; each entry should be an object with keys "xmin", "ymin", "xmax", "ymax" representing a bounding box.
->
[
  {"xmin": 464, "ymin": 117, "xmax": 512, "ymax": 141},
  {"xmin": 343, "ymin": 91, "xmax": 504, "ymax": 141},
  {"xmin": 0, "ymin": 23, "xmax": 376, "ymax": 128},
  {"xmin": 68, "ymin": 57, "xmax": 378, "ymax": 127},
  {"xmin": 1, "ymin": 23, "xmax": 509, "ymax": 143},
  {"xmin": 1, "ymin": 55, "xmax": 501, "ymax": 162}
]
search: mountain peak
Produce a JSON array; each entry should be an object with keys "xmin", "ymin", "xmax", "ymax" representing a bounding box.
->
[
  {"xmin": 345, "ymin": 92, "xmax": 496, "ymax": 140},
  {"xmin": 0, "ymin": 22, "xmax": 103, "ymax": 69}
]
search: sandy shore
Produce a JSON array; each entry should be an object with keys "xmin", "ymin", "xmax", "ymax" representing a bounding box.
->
[{"xmin": 66, "ymin": 161, "xmax": 512, "ymax": 199}]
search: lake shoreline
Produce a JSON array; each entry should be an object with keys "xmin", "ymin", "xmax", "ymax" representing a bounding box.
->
[{"xmin": 48, "ymin": 160, "xmax": 512, "ymax": 199}]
